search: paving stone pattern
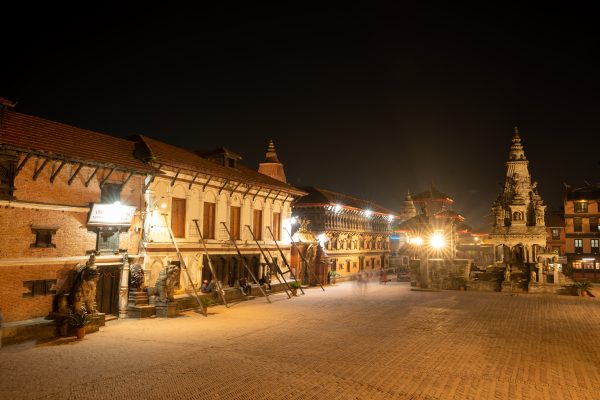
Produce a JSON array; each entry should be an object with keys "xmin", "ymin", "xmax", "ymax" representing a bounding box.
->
[{"xmin": 2, "ymin": 281, "xmax": 600, "ymax": 400}]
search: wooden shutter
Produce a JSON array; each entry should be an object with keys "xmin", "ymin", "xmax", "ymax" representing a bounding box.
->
[
  {"xmin": 230, "ymin": 206, "xmax": 241, "ymax": 240},
  {"xmin": 272, "ymin": 212, "xmax": 281, "ymax": 240},
  {"xmin": 253, "ymin": 209, "xmax": 262, "ymax": 240},
  {"xmin": 171, "ymin": 198, "xmax": 186, "ymax": 238},
  {"xmin": 203, "ymin": 202, "xmax": 216, "ymax": 239}
]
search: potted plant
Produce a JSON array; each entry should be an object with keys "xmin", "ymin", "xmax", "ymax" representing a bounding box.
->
[
  {"xmin": 572, "ymin": 281, "xmax": 593, "ymax": 297},
  {"xmin": 289, "ymin": 280, "xmax": 301, "ymax": 296},
  {"xmin": 68, "ymin": 312, "xmax": 92, "ymax": 340},
  {"xmin": 329, "ymin": 271, "xmax": 338, "ymax": 285}
]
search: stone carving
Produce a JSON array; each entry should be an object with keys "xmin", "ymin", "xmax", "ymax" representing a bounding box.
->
[
  {"xmin": 504, "ymin": 267, "xmax": 511, "ymax": 282},
  {"xmin": 70, "ymin": 254, "xmax": 100, "ymax": 314},
  {"xmin": 129, "ymin": 264, "xmax": 145, "ymax": 291},
  {"xmin": 155, "ymin": 264, "xmax": 180, "ymax": 304},
  {"xmin": 530, "ymin": 269, "xmax": 537, "ymax": 283}
]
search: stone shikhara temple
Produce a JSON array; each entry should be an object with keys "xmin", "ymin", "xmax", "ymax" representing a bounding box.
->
[{"xmin": 488, "ymin": 128, "xmax": 567, "ymax": 292}]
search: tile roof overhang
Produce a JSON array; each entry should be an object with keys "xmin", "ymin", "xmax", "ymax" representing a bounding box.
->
[
  {"xmin": 134, "ymin": 135, "xmax": 306, "ymax": 196},
  {"xmin": 0, "ymin": 111, "xmax": 156, "ymax": 175},
  {"xmin": 294, "ymin": 186, "xmax": 396, "ymax": 217}
]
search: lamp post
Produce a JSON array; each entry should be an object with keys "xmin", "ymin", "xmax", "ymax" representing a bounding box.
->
[{"xmin": 411, "ymin": 230, "xmax": 447, "ymax": 288}]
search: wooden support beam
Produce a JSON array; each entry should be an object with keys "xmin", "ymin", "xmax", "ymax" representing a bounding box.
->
[
  {"xmin": 16, "ymin": 153, "xmax": 32, "ymax": 175},
  {"xmin": 85, "ymin": 167, "xmax": 100, "ymax": 187},
  {"xmin": 122, "ymin": 171, "xmax": 134, "ymax": 187},
  {"xmin": 243, "ymin": 185, "xmax": 253, "ymax": 198},
  {"xmin": 68, "ymin": 163, "xmax": 84, "ymax": 185},
  {"xmin": 252, "ymin": 187, "xmax": 262, "ymax": 201},
  {"xmin": 99, "ymin": 168, "xmax": 115, "ymax": 188},
  {"xmin": 282, "ymin": 193, "xmax": 290, "ymax": 204},
  {"xmin": 32, "ymin": 158, "xmax": 50, "ymax": 181},
  {"xmin": 231, "ymin": 181, "xmax": 242, "ymax": 194},
  {"xmin": 49, "ymin": 161, "xmax": 67, "ymax": 183},
  {"xmin": 144, "ymin": 174, "xmax": 156, "ymax": 192},
  {"xmin": 264, "ymin": 189, "xmax": 273, "ymax": 202},
  {"xmin": 202, "ymin": 175, "xmax": 213, "ymax": 191},
  {"xmin": 218, "ymin": 179, "xmax": 230, "ymax": 195},
  {"xmin": 188, "ymin": 172, "xmax": 199, "ymax": 189},
  {"xmin": 170, "ymin": 169, "xmax": 181, "ymax": 186},
  {"xmin": 270, "ymin": 190, "xmax": 281, "ymax": 202}
]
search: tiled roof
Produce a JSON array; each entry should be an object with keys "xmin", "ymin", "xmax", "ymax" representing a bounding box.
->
[
  {"xmin": 411, "ymin": 184, "xmax": 454, "ymax": 203},
  {"xmin": 0, "ymin": 110, "xmax": 155, "ymax": 173},
  {"xmin": 294, "ymin": 186, "xmax": 395, "ymax": 215},
  {"xmin": 566, "ymin": 184, "xmax": 600, "ymax": 201},
  {"xmin": 434, "ymin": 210, "xmax": 465, "ymax": 221},
  {"xmin": 135, "ymin": 135, "xmax": 306, "ymax": 195}
]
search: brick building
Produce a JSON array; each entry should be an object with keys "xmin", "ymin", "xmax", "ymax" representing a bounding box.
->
[
  {"xmin": 564, "ymin": 184, "xmax": 600, "ymax": 281},
  {"xmin": 0, "ymin": 105, "xmax": 155, "ymax": 322}
]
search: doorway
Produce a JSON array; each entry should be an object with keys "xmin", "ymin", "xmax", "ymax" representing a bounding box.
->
[{"xmin": 95, "ymin": 264, "xmax": 121, "ymax": 316}]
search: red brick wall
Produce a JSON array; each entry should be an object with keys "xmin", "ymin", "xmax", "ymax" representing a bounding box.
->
[
  {"xmin": 0, "ymin": 155, "xmax": 145, "ymax": 322},
  {"xmin": 0, "ymin": 262, "xmax": 76, "ymax": 322}
]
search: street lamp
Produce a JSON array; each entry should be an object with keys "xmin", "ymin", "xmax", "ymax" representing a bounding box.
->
[{"xmin": 411, "ymin": 230, "xmax": 448, "ymax": 288}]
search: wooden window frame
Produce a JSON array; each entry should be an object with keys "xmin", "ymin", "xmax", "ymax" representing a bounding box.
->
[
  {"xmin": 171, "ymin": 197, "xmax": 187, "ymax": 238},
  {"xmin": 230, "ymin": 206, "xmax": 241, "ymax": 240},
  {"xmin": 203, "ymin": 202, "xmax": 216, "ymax": 240}
]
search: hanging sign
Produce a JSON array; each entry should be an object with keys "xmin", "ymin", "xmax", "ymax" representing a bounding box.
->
[{"xmin": 88, "ymin": 203, "xmax": 136, "ymax": 226}]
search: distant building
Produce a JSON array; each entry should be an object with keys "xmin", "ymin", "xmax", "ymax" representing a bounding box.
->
[
  {"xmin": 545, "ymin": 211, "xmax": 566, "ymax": 256},
  {"xmin": 564, "ymin": 184, "xmax": 600, "ymax": 281},
  {"xmin": 292, "ymin": 187, "xmax": 395, "ymax": 283}
]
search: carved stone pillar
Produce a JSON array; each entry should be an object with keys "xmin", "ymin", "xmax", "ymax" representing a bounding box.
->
[{"xmin": 119, "ymin": 253, "xmax": 130, "ymax": 318}]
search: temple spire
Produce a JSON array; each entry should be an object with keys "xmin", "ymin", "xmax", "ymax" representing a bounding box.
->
[{"xmin": 258, "ymin": 139, "xmax": 287, "ymax": 182}]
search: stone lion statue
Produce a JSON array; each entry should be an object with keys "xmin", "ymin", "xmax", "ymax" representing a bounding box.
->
[
  {"xmin": 155, "ymin": 264, "xmax": 180, "ymax": 304},
  {"xmin": 70, "ymin": 257, "xmax": 100, "ymax": 314},
  {"xmin": 129, "ymin": 264, "xmax": 145, "ymax": 291}
]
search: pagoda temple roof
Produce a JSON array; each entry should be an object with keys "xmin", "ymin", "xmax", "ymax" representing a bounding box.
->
[
  {"xmin": 295, "ymin": 186, "xmax": 395, "ymax": 216},
  {"xmin": 411, "ymin": 184, "xmax": 454, "ymax": 203}
]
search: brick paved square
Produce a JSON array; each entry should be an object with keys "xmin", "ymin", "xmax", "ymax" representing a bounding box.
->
[{"xmin": 1, "ymin": 281, "xmax": 599, "ymax": 400}]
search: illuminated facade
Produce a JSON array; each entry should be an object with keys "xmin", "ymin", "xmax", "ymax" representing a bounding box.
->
[
  {"xmin": 292, "ymin": 187, "xmax": 395, "ymax": 282},
  {"xmin": 137, "ymin": 138, "xmax": 305, "ymax": 297},
  {"xmin": 564, "ymin": 184, "xmax": 600, "ymax": 281},
  {"xmin": 489, "ymin": 128, "xmax": 547, "ymax": 290},
  {"xmin": 0, "ymin": 104, "xmax": 153, "ymax": 322}
]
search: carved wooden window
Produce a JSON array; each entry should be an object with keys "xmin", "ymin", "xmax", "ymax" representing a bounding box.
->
[
  {"xmin": 574, "ymin": 239, "xmax": 583, "ymax": 253},
  {"xmin": 272, "ymin": 212, "xmax": 281, "ymax": 241},
  {"xmin": 574, "ymin": 201, "xmax": 588, "ymax": 213},
  {"xmin": 574, "ymin": 217, "xmax": 582, "ymax": 233},
  {"xmin": 171, "ymin": 197, "xmax": 186, "ymax": 238},
  {"xmin": 591, "ymin": 239, "xmax": 599, "ymax": 254},
  {"xmin": 253, "ymin": 209, "xmax": 263, "ymax": 240},
  {"xmin": 590, "ymin": 217, "xmax": 599, "ymax": 233},
  {"xmin": 203, "ymin": 201, "xmax": 216, "ymax": 239},
  {"xmin": 22, "ymin": 279, "xmax": 56, "ymax": 297},
  {"xmin": 97, "ymin": 227, "xmax": 119, "ymax": 253},
  {"xmin": 31, "ymin": 227, "xmax": 58, "ymax": 248},
  {"xmin": 230, "ymin": 206, "xmax": 241, "ymax": 240},
  {"xmin": 101, "ymin": 183, "xmax": 123, "ymax": 203}
]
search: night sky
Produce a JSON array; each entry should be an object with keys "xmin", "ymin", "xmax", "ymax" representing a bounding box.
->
[{"xmin": 3, "ymin": 4, "xmax": 599, "ymax": 230}]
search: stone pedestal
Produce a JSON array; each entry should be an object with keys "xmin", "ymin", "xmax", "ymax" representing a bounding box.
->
[
  {"xmin": 502, "ymin": 281, "xmax": 516, "ymax": 292},
  {"xmin": 127, "ymin": 290, "xmax": 155, "ymax": 318},
  {"xmin": 155, "ymin": 302, "xmax": 177, "ymax": 318}
]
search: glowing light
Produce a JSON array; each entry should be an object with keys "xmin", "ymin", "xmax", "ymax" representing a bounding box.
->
[
  {"xmin": 317, "ymin": 233, "xmax": 328, "ymax": 246},
  {"xmin": 334, "ymin": 204, "xmax": 342, "ymax": 213},
  {"xmin": 290, "ymin": 216, "xmax": 298, "ymax": 225},
  {"xmin": 160, "ymin": 202, "xmax": 167, "ymax": 209},
  {"xmin": 364, "ymin": 210, "xmax": 373, "ymax": 217},
  {"xmin": 387, "ymin": 214, "xmax": 394, "ymax": 222},
  {"xmin": 411, "ymin": 236, "xmax": 423, "ymax": 246},
  {"xmin": 113, "ymin": 201, "xmax": 121, "ymax": 206},
  {"xmin": 429, "ymin": 232, "xmax": 445, "ymax": 249}
]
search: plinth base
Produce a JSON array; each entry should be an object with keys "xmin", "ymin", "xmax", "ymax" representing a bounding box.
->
[{"xmin": 155, "ymin": 303, "xmax": 177, "ymax": 318}]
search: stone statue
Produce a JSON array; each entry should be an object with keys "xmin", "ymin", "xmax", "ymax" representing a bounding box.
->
[
  {"xmin": 530, "ymin": 269, "xmax": 537, "ymax": 283},
  {"xmin": 129, "ymin": 264, "xmax": 145, "ymax": 291},
  {"xmin": 70, "ymin": 260, "xmax": 100, "ymax": 314},
  {"xmin": 504, "ymin": 267, "xmax": 511, "ymax": 282},
  {"xmin": 155, "ymin": 264, "xmax": 180, "ymax": 304}
]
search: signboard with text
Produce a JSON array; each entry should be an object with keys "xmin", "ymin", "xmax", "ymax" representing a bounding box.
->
[{"xmin": 88, "ymin": 203, "xmax": 136, "ymax": 226}]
